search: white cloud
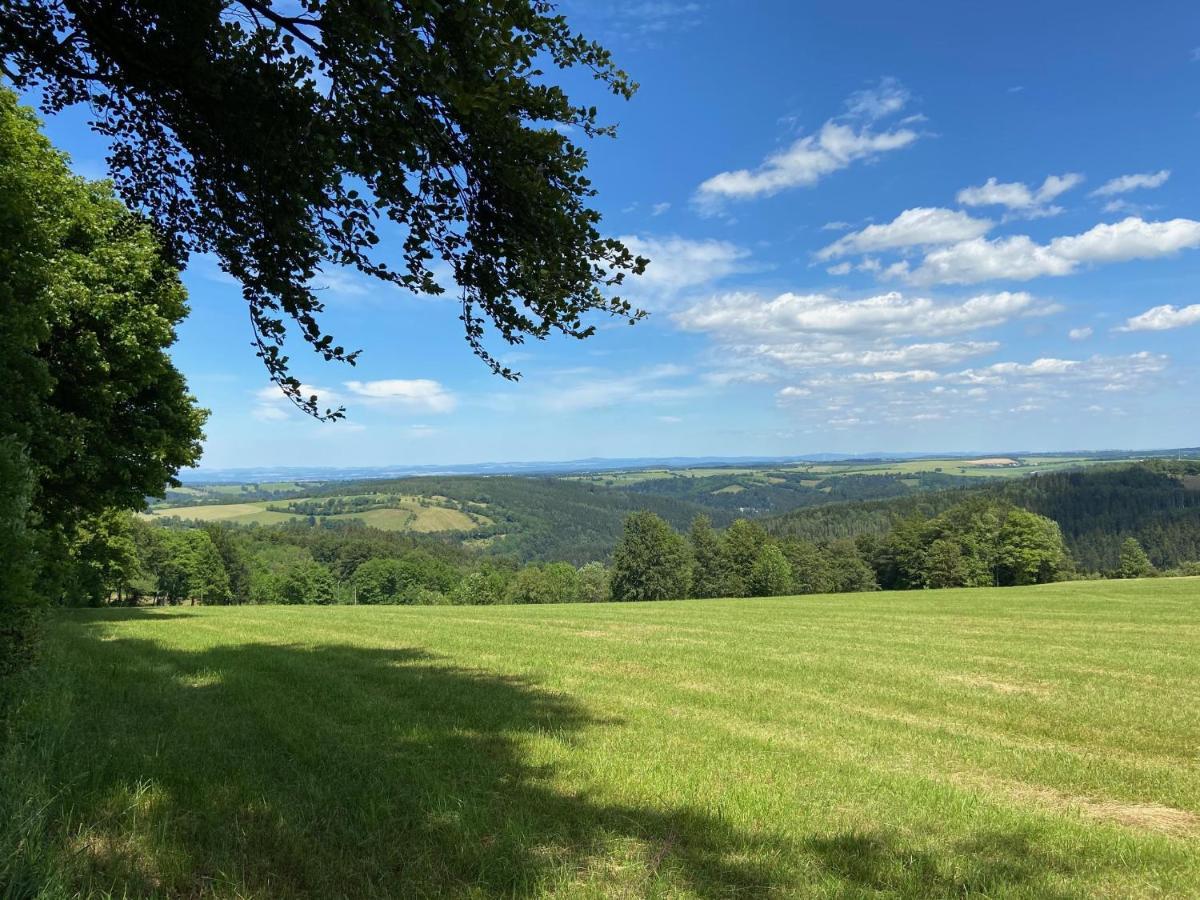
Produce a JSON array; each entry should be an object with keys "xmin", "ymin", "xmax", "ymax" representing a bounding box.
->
[
  {"xmin": 619, "ymin": 235, "xmax": 749, "ymax": 302},
  {"xmin": 777, "ymin": 386, "xmax": 812, "ymax": 402},
  {"xmin": 650, "ymin": 202, "xmax": 672, "ymax": 216},
  {"xmin": 1068, "ymin": 326, "xmax": 1093, "ymax": 340},
  {"xmin": 956, "ymin": 173, "xmax": 1083, "ymax": 217},
  {"xmin": 343, "ymin": 379, "xmax": 457, "ymax": 413},
  {"xmin": 826, "ymin": 262, "xmax": 853, "ymax": 276},
  {"xmin": 1090, "ymin": 170, "xmax": 1170, "ymax": 197},
  {"xmin": 816, "ymin": 207, "xmax": 992, "ymax": 260},
  {"xmin": 695, "ymin": 79, "xmax": 920, "ymax": 207},
  {"xmin": 1116, "ymin": 303, "xmax": 1200, "ymax": 332},
  {"xmin": 822, "ymin": 220, "xmax": 852, "ymax": 231},
  {"xmin": 541, "ymin": 364, "xmax": 696, "ymax": 413},
  {"xmin": 907, "ymin": 217, "xmax": 1200, "ymax": 285},
  {"xmin": 697, "ymin": 122, "xmax": 918, "ymax": 205},
  {"xmin": 844, "ymin": 76, "xmax": 911, "ymax": 120},
  {"xmin": 953, "ymin": 352, "xmax": 1166, "ymax": 385},
  {"xmin": 675, "ymin": 289, "xmax": 1041, "ymax": 341}
]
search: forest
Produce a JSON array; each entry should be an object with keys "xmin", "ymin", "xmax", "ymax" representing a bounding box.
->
[{"xmin": 73, "ymin": 461, "xmax": 1197, "ymax": 610}]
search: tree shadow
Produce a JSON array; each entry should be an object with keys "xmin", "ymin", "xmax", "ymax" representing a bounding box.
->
[
  {"xmin": 43, "ymin": 619, "xmax": 787, "ymax": 897},
  {"xmin": 67, "ymin": 609, "xmax": 199, "ymax": 621},
  {"xmin": 803, "ymin": 829, "xmax": 1080, "ymax": 899}
]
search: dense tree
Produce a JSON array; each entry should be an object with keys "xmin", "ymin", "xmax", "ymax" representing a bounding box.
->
[
  {"xmin": 204, "ymin": 525, "xmax": 253, "ymax": 604},
  {"xmin": 576, "ymin": 562, "xmax": 611, "ymax": 604},
  {"xmin": 350, "ymin": 558, "xmax": 410, "ymax": 604},
  {"xmin": 0, "ymin": 91, "xmax": 206, "ymax": 533},
  {"xmin": 780, "ymin": 538, "xmax": 834, "ymax": 595},
  {"xmin": 505, "ymin": 562, "xmax": 580, "ymax": 605},
  {"xmin": 749, "ymin": 545, "xmax": 793, "ymax": 597},
  {"xmin": 721, "ymin": 518, "xmax": 769, "ymax": 598},
  {"xmin": 64, "ymin": 510, "xmax": 142, "ymax": 606},
  {"xmin": 1118, "ymin": 538, "xmax": 1153, "ymax": 579},
  {"xmin": 688, "ymin": 515, "xmax": 727, "ymax": 598},
  {"xmin": 151, "ymin": 530, "xmax": 229, "ymax": 604},
  {"xmin": 275, "ymin": 560, "xmax": 336, "ymax": 605},
  {"xmin": 825, "ymin": 540, "xmax": 878, "ymax": 593},
  {"xmin": 995, "ymin": 509, "xmax": 1067, "ymax": 586},
  {"xmin": 610, "ymin": 511, "xmax": 692, "ymax": 602},
  {"xmin": 1, "ymin": 0, "xmax": 647, "ymax": 416},
  {"xmin": 924, "ymin": 537, "xmax": 968, "ymax": 589}
]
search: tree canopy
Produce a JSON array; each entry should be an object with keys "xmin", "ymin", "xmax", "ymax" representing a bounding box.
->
[
  {"xmin": 1, "ymin": 0, "xmax": 648, "ymax": 417},
  {"xmin": 1, "ymin": 90, "xmax": 206, "ymax": 685}
]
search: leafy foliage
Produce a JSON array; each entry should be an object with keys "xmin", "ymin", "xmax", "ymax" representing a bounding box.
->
[
  {"xmin": 1, "ymin": 0, "xmax": 647, "ymax": 416},
  {"xmin": 610, "ymin": 511, "xmax": 693, "ymax": 602}
]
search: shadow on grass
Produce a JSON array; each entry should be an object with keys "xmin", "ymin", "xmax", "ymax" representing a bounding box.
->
[
  {"xmin": 13, "ymin": 610, "xmax": 1122, "ymax": 898},
  {"xmin": 804, "ymin": 829, "xmax": 1080, "ymax": 900},
  {"xmin": 30, "ymin": 613, "xmax": 787, "ymax": 898}
]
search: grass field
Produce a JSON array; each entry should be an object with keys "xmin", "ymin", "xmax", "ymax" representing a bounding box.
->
[
  {"xmin": 145, "ymin": 496, "xmax": 482, "ymax": 532},
  {"xmin": 565, "ymin": 456, "xmax": 1109, "ymax": 487},
  {"xmin": 3, "ymin": 580, "xmax": 1199, "ymax": 897}
]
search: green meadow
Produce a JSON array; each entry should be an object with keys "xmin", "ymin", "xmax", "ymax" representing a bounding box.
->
[{"xmin": 3, "ymin": 579, "xmax": 1199, "ymax": 898}]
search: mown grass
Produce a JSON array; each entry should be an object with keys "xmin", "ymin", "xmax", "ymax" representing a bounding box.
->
[{"xmin": 3, "ymin": 579, "xmax": 1199, "ymax": 898}]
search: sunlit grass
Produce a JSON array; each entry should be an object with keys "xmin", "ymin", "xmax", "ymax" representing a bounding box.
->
[{"xmin": 3, "ymin": 578, "xmax": 1198, "ymax": 897}]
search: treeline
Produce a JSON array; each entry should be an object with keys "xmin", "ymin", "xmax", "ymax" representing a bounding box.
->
[
  {"xmin": 76, "ymin": 517, "xmax": 620, "ymax": 607},
  {"xmin": 606, "ymin": 498, "xmax": 1070, "ymax": 601},
  {"xmin": 765, "ymin": 461, "xmax": 1200, "ymax": 573},
  {"xmin": 93, "ymin": 494, "xmax": 1095, "ymax": 609}
]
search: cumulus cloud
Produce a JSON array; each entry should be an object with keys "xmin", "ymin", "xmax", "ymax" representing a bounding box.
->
[
  {"xmin": 816, "ymin": 207, "xmax": 992, "ymax": 260},
  {"xmin": 618, "ymin": 235, "xmax": 749, "ymax": 303},
  {"xmin": 1068, "ymin": 326, "xmax": 1093, "ymax": 340},
  {"xmin": 1116, "ymin": 303, "xmax": 1200, "ymax": 332},
  {"xmin": 695, "ymin": 79, "xmax": 920, "ymax": 207},
  {"xmin": 953, "ymin": 352, "xmax": 1166, "ymax": 386},
  {"xmin": 956, "ymin": 173, "xmax": 1083, "ymax": 217},
  {"xmin": 343, "ymin": 379, "xmax": 457, "ymax": 413},
  {"xmin": 675, "ymin": 289, "xmax": 1042, "ymax": 341},
  {"xmin": 676, "ymin": 289, "xmax": 1044, "ymax": 384},
  {"xmin": 906, "ymin": 217, "xmax": 1200, "ymax": 285},
  {"xmin": 1090, "ymin": 170, "xmax": 1170, "ymax": 197}
]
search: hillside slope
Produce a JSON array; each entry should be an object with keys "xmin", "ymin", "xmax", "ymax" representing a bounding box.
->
[{"xmin": 764, "ymin": 462, "xmax": 1200, "ymax": 571}]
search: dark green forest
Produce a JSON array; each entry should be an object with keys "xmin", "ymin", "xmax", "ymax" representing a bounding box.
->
[{"xmin": 764, "ymin": 461, "xmax": 1200, "ymax": 572}]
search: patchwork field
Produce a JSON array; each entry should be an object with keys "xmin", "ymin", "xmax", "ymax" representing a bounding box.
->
[
  {"xmin": 3, "ymin": 580, "xmax": 1198, "ymax": 897},
  {"xmin": 565, "ymin": 455, "xmax": 1109, "ymax": 487},
  {"xmin": 146, "ymin": 496, "xmax": 483, "ymax": 532}
]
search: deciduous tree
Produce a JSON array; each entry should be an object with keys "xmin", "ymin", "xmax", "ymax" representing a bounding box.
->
[{"xmin": 1, "ymin": 1, "xmax": 647, "ymax": 416}]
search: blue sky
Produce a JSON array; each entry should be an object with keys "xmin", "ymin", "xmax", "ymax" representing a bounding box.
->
[{"xmin": 23, "ymin": 1, "xmax": 1200, "ymax": 468}]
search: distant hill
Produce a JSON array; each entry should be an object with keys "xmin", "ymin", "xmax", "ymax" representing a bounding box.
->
[
  {"xmin": 763, "ymin": 461, "xmax": 1200, "ymax": 572},
  {"xmin": 179, "ymin": 447, "xmax": 1200, "ymax": 485}
]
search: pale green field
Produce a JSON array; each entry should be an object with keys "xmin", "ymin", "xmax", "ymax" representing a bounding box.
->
[
  {"xmin": 145, "ymin": 496, "xmax": 482, "ymax": 532},
  {"xmin": 3, "ymin": 579, "xmax": 1198, "ymax": 897},
  {"xmin": 565, "ymin": 456, "xmax": 1111, "ymax": 487}
]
